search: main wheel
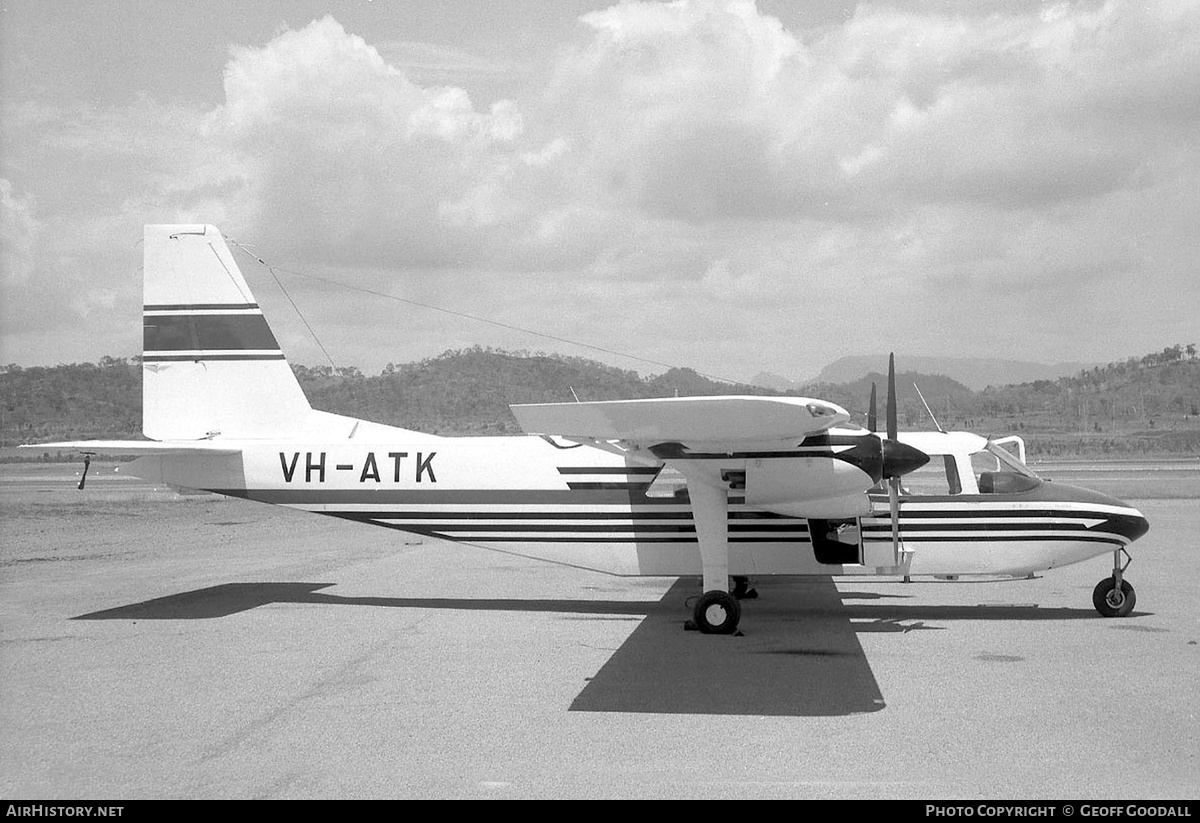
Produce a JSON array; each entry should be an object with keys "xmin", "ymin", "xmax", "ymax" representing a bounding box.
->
[
  {"xmin": 1093, "ymin": 577, "xmax": 1136, "ymax": 617},
  {"xmin": 692, "ymin": 590, "xmax": 741, "ymax": 634}
]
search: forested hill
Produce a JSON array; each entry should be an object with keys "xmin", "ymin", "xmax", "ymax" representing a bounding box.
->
[
  {"xmin": 0, "ymin": 347, "xmax": 774, "ymax": 445},
  {"xmin": 294, "ymin": 348, "xmax": 774, "ymax": 435},
  {"xmin": 2, "ymin": 344, "xmax": 1198, "ymax": 456},
  {"xmin": 1, "ymin": 356, "xmax": 141, "ymax": 444}
]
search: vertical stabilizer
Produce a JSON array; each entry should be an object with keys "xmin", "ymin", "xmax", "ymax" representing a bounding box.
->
[{"xmin": 142, "ymin": 225, "xmax": 312, "ymax": 440}]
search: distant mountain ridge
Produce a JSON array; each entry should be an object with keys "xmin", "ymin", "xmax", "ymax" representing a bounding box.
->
[{"xmin": 753, "ymin": 355, "xmax": 1100, "ymax": 392}]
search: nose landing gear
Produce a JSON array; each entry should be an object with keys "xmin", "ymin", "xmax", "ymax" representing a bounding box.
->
[{"xmin": 1093, "ymin": 548, "xmax": 1136, "ymax": 617}]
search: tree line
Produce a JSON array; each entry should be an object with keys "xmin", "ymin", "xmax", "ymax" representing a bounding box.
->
[{"xmin": 3, "ymin": 343, "xmax": 1197, "ymax": 456}]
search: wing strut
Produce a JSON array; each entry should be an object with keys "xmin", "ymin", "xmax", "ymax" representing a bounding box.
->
[{"xmin": 689, "ymin": 479, "xmax": 729, "ymax": 595}]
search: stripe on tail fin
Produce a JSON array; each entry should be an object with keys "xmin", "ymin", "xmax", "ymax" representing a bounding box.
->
[{"xmin": 142, "ymin": 225, "xmax": 312, "ymax": 440}]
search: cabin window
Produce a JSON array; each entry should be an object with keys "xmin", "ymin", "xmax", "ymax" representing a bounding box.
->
[{"xmin": 898, "ymin": 455, "xmax": 961, "ymax": 496}]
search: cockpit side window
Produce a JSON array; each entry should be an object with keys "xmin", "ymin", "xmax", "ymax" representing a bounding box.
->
[
  {"xmin": 971, "ymin": 443, "xmax": 1043, "ymax": 494},
  {"xmin": 971, "ymin": 450, "xmax": 1000, "ymax": 477}
]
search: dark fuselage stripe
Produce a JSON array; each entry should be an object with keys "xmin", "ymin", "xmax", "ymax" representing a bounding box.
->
[
  {"xmin": 325, "ymin": 518, "xmax": 802, "ymax": 534},
  {"xmin": 211, "ymin": 489, "xmax": 693, "ymax": 505},
  {"xmin": 321, "ymin": 510, "xmax": 1109, "ymax": 531},
  {"xmin": 354, "ymin": 524, "xmax": 1127, "ymax": 546},
  {"xmin": 143, "ymin": 353, "xmax": 287, "ymax": 362},
  {"xmin": 347, "ymin": 523, "xmax": 802, "ymax": 544},
  {"xmin": 313, "ymin": 510, "xmax": 801, "ymax": 521},
  {"xmin": 321, "ymin": 510, "xmax": 698, "ymax": 520},
  {"xmin": 557, "ymin": 466, "xmax": 660, "ymax": 475},
  {"xmin": 144, "ymin": 303, "xmax": 259, "ymax": 311},
  {"xmin": 862, "ymin": 533, "xmax": 1127, "ymax": 546},
  {"xmin": 861, "ymin": 522, "xmax": 1106, "ymax": 533}
]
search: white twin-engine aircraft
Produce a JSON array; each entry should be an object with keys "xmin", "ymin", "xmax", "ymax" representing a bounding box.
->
[{"xmin": 29, "ymin": 225, "xmax": 1150, "ymax": 634}]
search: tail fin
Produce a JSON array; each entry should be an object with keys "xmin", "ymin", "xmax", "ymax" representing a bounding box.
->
[{"xmin": 142, "ymin": 225, "xmax": 312, "ymax": 440}]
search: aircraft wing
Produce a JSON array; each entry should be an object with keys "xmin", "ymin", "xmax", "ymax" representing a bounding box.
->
[
  {"xmin": 510, "ymin": 395, "xmax": 850, "ymax": 450},
  {"xmin": 18, "ymin": 440, "xmax": 242, "ymax": 456},
  {"xmin": 512, "ymin": 395, "xmax": 882, "ymax": 521}
]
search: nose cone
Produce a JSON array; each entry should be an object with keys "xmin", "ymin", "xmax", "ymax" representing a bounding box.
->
[
  {"xmin": 1108, "ymin": 509, "xmax": 1150, "ymax": 542},
  {"xmin": 1051, "ymin": 483, "xmax": 1150, "ymax": 544},
  {"xmin": 882, "ymin": 438, "xmax": 930, "ymax": 479}
]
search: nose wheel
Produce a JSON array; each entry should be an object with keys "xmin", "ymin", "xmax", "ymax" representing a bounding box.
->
[
  {"xmin": 1093, "ymin": 548, "xmax": 1136, "ymax": 617},
  {"xmin": 1093, "ymin": 577, "xmax": 1136, "ymax": 617}
]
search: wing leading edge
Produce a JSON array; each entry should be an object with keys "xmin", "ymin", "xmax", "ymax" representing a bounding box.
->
[{"xmin": 510, "ymin": 395, "xmax": 850, "ymax": 450}]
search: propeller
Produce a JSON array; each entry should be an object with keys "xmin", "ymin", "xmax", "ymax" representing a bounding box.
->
[
  {"xmin": 877, "ymin": 353, "xmax": 928, "ymax": 565},
  {"xmin": 887, "ymin": 355, "xmax": 902, "ymax": 563},
  {"xmin": 867, "ymin": 383, "xmax": 877, "ymax": 432}
]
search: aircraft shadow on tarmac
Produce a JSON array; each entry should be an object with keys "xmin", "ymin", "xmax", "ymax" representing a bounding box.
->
[{"xmin": 73, "ymin": 579, "xmax": 1110, "ymax": 718}]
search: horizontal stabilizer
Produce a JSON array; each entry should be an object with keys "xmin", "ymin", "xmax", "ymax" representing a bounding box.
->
[
  {"xmin": 510, "ymin": 395, "xmax": 849, "ymax": 448},
  {"xmin": 18, "ymin": 440, "xmax": 242, "ymax": 457}
]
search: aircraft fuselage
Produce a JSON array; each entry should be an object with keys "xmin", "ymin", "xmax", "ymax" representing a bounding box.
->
[{"xmin": 125, "ymin": 425, "xmax": 1148, "ymax": 581}]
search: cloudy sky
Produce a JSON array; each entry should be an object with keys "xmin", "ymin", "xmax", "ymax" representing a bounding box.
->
[{"xmin": 2, "ymin": 0, "xmax": 1198, "ymax": 383}]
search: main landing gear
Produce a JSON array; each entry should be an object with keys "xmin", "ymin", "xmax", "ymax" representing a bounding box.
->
[
  {"xmin": 685, "ymin": 578, "xmax": 757, "ymax": 634},
  {"xmin": 689, "ymin": 590, "xmax": 742, "ymax": 634},
  {"xmin": 1093, "ymin": 548, "xmax": 1136, "ymax": 618},
  {"xmin": 681, "ymin": 477, "xmax": 747, "ymax": 635}
]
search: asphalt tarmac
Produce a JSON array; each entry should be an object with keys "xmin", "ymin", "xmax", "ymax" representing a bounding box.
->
[{"xmin": 1, "ymin": 464, "xmax": 1197, "ymax": 799}]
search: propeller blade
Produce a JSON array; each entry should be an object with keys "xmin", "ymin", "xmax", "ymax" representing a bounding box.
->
[
  {"xmin": 868, "ymin": 383, "xmax": 877, "ymax": 432},
  {"xmin": 881, "ymin": 353, "xmax": 913, "ymax": 567},
  {"xmin": 887, "ymin": 352, "xmax": 897, "ymax": 441},
  {"xmin": 889, "ymin": 477, "xmax": 901, "ymax": 563}
]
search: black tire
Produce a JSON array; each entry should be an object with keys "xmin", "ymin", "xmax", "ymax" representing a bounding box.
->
[
  {"xmin": 693, "ymin": 590, "xmax": 741, "ymax": 634},
  {"xmin": 1093, "ymin": 577, "xmax": 1136, "ymax": 617}
]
